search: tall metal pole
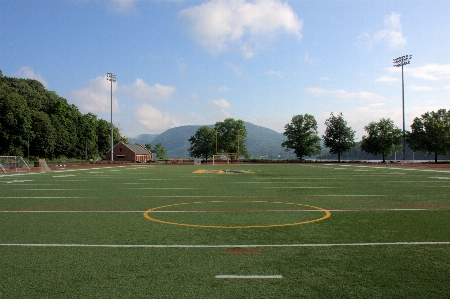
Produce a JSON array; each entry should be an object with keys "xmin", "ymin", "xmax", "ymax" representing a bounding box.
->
[
  {"xmin": 106, "ymin": 73, "xmax": 116, "ymax": 162},
  {"xmin": 393, "ymin": 55, "xmax": 411, "ymax": 160}
]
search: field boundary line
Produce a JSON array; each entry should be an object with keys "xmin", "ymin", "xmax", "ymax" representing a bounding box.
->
[
  {"xmin": 1, "ymin": 242, "xmax": 449, "ymax": 248},
  {"xmin": 215, "ymin": 275, "xmax": 282, "ymax": 279},
  {"xmin": 1, "ymin": 208, "xmax": 448, "ymax": 213}
]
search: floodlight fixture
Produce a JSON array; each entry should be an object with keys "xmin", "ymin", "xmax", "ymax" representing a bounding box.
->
[
  {"xmin": 107, "ymin": 73, "xmax": 116, "ymax": 161},
  {"xmin": 393, "ymin": 55, "xmax": 412, "ymax": 160}
]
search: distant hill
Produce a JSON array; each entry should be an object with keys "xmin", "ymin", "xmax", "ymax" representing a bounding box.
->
[
  {"xmin": 147, "ymin": 122, "xmax": 295, "ymax": 159},
  {"xmin": 127, "ymin": 134, "xmax": 159, "ymax": 145},
  {"xmin": 129, "ymin": 124, "xmax": 450, "ymax": 161}
]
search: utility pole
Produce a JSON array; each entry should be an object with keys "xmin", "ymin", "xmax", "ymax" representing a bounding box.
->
[
  {"xmin": 106, "ymin": 73, "xmax": 116, "ymax": 162},
  {"xmin": 393, "ymin": 55, "xmax": 412, "ymax": 160}
]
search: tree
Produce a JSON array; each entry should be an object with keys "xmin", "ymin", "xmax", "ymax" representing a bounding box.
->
[
  {"xmin": 0, "ymin": 73, "xmax": 119, "ymax": 160},
  {"xmin": 407, "ymin": 109, "xmax": 450, "ymax": 163},
  {"xmin": 0, "ymin": 82, "xmax": 32, "ymax": 156},
  {"xmin": 214, "ymin": 118, "xmax": 248, "ymax": 160},
  {"xmin": 30, "ymin": 110, "xmax": 57, "ymax": 158},
  {"xmin": 144, "ymin": 143, "xmax": 153, "ymax": 152},
  {"xmin": 360, "ymin": 118, "xmax": 402, "ymax": 163},
  {"xmin": 188, "ymin": 126, "xmax": 216, "ymax": 162},
  {"xmin": 96, "ymin": 119, "xmax": 111, "ymax": 158},
  {"xmin": 153, "ymin": 143, "xmax": 167, "ymax": 160},
  {"xmin": 322, "ymin": 112, "xmax": 356, "ymax": 162},
  {"xmin": 281, "ymin": 114, "xmax": 321, "ymax": 160}
]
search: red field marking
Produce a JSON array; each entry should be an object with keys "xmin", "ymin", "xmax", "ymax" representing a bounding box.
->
[{"xmin": 226, "ymin": 249, "xmax": 261, "ymax": 254}]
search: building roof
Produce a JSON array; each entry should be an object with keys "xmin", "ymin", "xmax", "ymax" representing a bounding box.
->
[{"xmin": 123, "ymin": 143, "xmax": 152, "ymax": 155}]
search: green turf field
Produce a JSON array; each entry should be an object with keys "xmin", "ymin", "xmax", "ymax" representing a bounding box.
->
[{"xmin": 1, "ymin": 163, "xmax": 449, "ymax": 298}]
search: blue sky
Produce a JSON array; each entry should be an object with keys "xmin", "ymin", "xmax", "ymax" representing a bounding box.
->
[{"xmin": 1, "ymin": 0, "xmax": 449, "ymax": 139}]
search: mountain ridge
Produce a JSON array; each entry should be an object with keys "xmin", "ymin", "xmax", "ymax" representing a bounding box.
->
[{"xmin": 128, "ymin": 122, "xmax": 294, "ymax": 159}]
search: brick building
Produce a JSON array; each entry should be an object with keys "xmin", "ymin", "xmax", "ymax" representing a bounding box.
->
[{"xmin": 105, "ymin": 142, "xmax": 153, "ymax": 163}]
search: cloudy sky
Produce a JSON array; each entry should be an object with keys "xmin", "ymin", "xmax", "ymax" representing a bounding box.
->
[{"xmin": 1, "ymin": 0, "xmax": 449, "ymax": 139}]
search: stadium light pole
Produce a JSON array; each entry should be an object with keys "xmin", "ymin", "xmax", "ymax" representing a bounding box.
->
[
  {"xmin": 106, "ymin": 73, "xmax": 116, "ymax": 162},
  {"xmin": 393, "ymin": 55, "xmax": 412, "ymax": 160}
]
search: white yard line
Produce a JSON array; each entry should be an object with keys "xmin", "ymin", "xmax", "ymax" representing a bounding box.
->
[
  {"xmin": 1, "ymin": 208, "xmax": 446, "ymax": 213},
  {"xmin": 1, "ymin": 242, "xmax": 449, "ymax": 248},
  {"xmin": 264, "ymin": 187, "xmax": 338, "ymax": 189},
  {"xmin": 215, "ymin": 275, "xmax": 282, "ymax": 279},
  {"xmin": 0, "ymin": 197, "xmax": 91, "ymax": 199}
]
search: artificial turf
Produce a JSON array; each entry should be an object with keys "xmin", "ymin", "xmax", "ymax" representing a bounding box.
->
[{"xmin": 0, "ymin": 163, "xmax": 449, "ymax": 298}]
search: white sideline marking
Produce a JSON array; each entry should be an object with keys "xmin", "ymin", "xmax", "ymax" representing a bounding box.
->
[
  {"xmin": 129, "ymin": 188, "xmax": 199, "ymax": 190},
  {"xmin": 4, "ymin": 180, "xmax": 33, "ymax": 184},
  {"xmin": 1, "ymin": 242, "xmax": 449, "ymax": 248},
  {"xmin": 20, "ymin": 189, "xmax": 89, "ymax": 191},
  {"xmin": 0, "ymin": 208, "xmax": 445, "ymax": 213},
  {"xmin": 139, "ymin": 179, "xmax": 172, "ymax": 181},
  {"xmin": 0, "ymin": 197, "xmax": 88, "ymax": 199},
  {"xmin": 216, "ymin": 275, "xmax": 282, "ymax": 279},
  {"xmin": 264, "ymin": 187, "xmax": 337, "ymax": 189}
]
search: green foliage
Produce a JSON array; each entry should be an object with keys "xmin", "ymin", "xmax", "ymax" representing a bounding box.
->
[
  {"xmin": 214, "ymin": 118, "xmax": 248, "ymax": 159},
  {"xmin": 188, "ymin": 126, "xmax": 216, "ymax": 161},
  {"xmin": 407, "ymin": 109, "xmax": 450, "ymax": 163},
  {"xmin": 153, "ymin": 143, "xmax": 167, "ymax": 160},
  {"xmin": 360, "ymin": 118, "xmax": 402, "ymax": 163},
  {"xmin": 282, "ymin": 114, "xmax": 321, "ymax": 160},
  {"xmin": 0, "ymin": 73, "xmax": 125, "ymax": 159},
  {"xmin": 0, "ymin": 82, "xmax": 32, "ymax": 156},
  {"xmin": 144, "ymin": 143, "xmax": 153, "ymax": 152},
  {"xmin": 322, "ymin": 112, "xmax": 356, "ymax": 162}
]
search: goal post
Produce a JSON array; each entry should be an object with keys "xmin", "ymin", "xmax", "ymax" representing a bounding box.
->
[
  {"xmin": 0, "ymin": 156, "xmax": 30, "ymax": 172},
  {"xmin": 212, "ymin": 153, "xmax": 241, "ymax": 165},
  {"xmin": 39, "ymin": 159, "xmax": 52, "ymax": 173}
]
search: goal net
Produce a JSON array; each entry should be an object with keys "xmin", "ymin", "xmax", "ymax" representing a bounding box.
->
[
  {"xmin": 0, "ymin": 156, "xmax": 30, "ymax": 172},
  {"xmin": 212, "ymin": 154, "xmax": 241, "ymax": 165},
  {"xmin": 194, "ymin": 158, "xmax": 201, "ymax": 165},
  {"xmin": 39, "ymin": 159, "xmax": 52, "ymax": 173}
]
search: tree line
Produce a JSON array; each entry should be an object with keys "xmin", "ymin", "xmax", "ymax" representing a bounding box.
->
[
  {"xmin": 189, "ymin": 111, "xmax": 450, "ymax": 163},
  {"xmin": 2, "ymin": 72, "xmax": 448, "ymax": 163},
  {"xmin": 0, "ymin": 72, "xmax": 126, "ymax": 160}
]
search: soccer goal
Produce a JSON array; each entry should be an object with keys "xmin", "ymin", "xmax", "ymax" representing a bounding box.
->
[
  {"xmin": 194, "ymin": 158, "xmax": 202, "ymax": 165},
  {"xmin": 0, "ymin": 156, "xmax": 31, "ymax": 172},
  {"xmin": 39, "ymin": 159, "xmax": 52, "ymax": 173},
  {"xmin": 212, "ymin": 154, "xmax": 241, "ymax": 165}
]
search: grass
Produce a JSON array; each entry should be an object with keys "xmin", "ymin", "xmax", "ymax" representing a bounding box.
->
[{"xmin": 1, "ymin": 163, "xmax": 450, "ymax": 298}]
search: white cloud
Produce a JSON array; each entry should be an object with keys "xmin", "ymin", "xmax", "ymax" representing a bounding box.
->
[
  {"xmin": 121, "ymin": 79, "xmax": 175, "ymax": 101},
  {"xmin": 375, "ymin": 76, "xmax": 398, "ymax": 83},
  {"xmin": 108, "ymin": 0, "xmax": 137, "ymax": 15},
  {"xmin": 135, "ymin": 103, "xmax": 180, "ymax": 133},
  {"xmin": 373, "ymin": 13, "xmax": 406, "ymax": 48},
  {"xmin": 410, "ymin": 85, "xmax": 432, "ymax": 91},
  {"xmin": 217, "ymin": 86, "xmax": 231, "ymax": 92},
  {"xmin": 226, "ymin": 62, "xmax": 244, "ymax": 76},
  {"xmin": 14, "ymin": 66, "xmax": 49, "ymax": 88},
  {"xmin": 303, "ymin": 52, "xmax": 318, "ymax": 64},
  {"xmin": 356, "ymin": 12, "xmax": 406, "ymax": 50},
  {"xmin": 66, "ymin": 76, "xmax": 119, "ymax": 113},
  {"xmin": 208, "ymin": 98, "xmax": 231, "ymax": 109},
  {"xmin": 407, "ymin": 63, "xmax": 450, "ymax": 81},
  {"xmin": 265, "ymin": 70, "xmax": 282, "ymax": 78},
  {"xmin": 180, "ymin": 0, "xmax": 302, "ymax": 57},
  {"xmin": 306, "ymin": 87, "xmax": 387, "ymax": 102}
]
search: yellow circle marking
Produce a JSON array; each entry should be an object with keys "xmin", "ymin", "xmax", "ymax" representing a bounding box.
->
[{"xmin": 143, "ymin": 201, "xmax": 331, "ymax": 229}]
